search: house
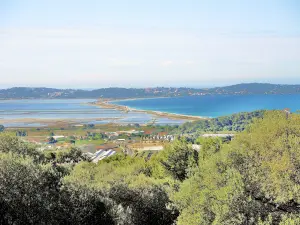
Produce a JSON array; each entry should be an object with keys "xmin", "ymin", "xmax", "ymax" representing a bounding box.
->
[
  {"xmin": 50, "ymin": 135, "xmax": 65, "ymax": 140},
  {"xmin": 91, "ymin": 149, "xmax": 116, "ymax": 163},
  {"xmin": 116, "ymin": 138, "xmax": 126, "ymax": 143}
]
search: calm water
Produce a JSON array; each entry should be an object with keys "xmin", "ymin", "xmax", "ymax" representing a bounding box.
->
[
  {"xmin": 0, "ymin": 99, "xmax": 185, "ymax": 127},
  {"xmin": 2, "ymin": 95, "xmax": 300, "ymax": 127},
  {"xmin": 114, "ymin": 94, "xmax": 300, "ymax": 118}
]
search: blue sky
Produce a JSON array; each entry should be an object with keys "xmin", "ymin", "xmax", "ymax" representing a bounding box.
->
[{"xmin": 0, "ymin": 0, "xmax": 299, "ymax": 88}]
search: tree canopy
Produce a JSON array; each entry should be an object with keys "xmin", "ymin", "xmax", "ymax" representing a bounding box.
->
[
  {"xmin": 0, "ymin": 111, "xmax": 299, "ymax": 224},
  {"xmin": 174, "ymin": 110, "xmax": 265, "ymax": 135},
  {"xmin": 0, "ymin": 125, "xmax": 4, "ymax": 132}
]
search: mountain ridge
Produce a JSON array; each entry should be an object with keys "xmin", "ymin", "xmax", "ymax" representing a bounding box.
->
[{"xmin": 1, "ymin": 83, "xmax": 300, "ymax": 99}]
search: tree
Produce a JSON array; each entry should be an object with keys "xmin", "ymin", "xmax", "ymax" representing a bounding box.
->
[
  {"xmin": 104, "ymin": 182, "xmax": 178, "ymax": 225},
  {"xmin": 84, "ymin": 124, "xmax": 95, "ymax": 129},
  {"xmin": 16, "ymin": 130, "xmax": 27, "ymax": 136},
  {"xmin": 48, "ymin": 136, "xmax": 56, "ymax": 143},
  {"xmin": 56, "ymin": 147, "xmax": 88, "ymax": 164},
  {"xmin": 0, "ymin": 134, "xmax": 45, "ymax": 163},
  {"xmin": 0, "ymin": 153, "xmax": 114, "ymax": 225},
  {"xmin": 0, "ymin": 154, "xmax": 62, "ymax": 224},
  {"xmin": 160, "ymin": 139, "xmax": 198, "ymax": 181},
  {"xmin": 0, "ymin": 125, "xmax": 4, "ymax": 132},
  {"xmin": 58, "ymin": 184, "xmax": 115, "ymax": 225},
  {"xmin": 65, "ymin": 154, "xmax": 178, "ymax": 225},
  {"xmin": 196, "ymin": 137, "xmax": 222, "ymax": 160},
  {"xmin": 229, "ymin": 111, "xmax": 300, "ymax": 222}
]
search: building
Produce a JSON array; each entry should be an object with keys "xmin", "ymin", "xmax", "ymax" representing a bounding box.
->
[{"xmin": 91, "ymin": 149, "xmax": 116, "ymax": 163}]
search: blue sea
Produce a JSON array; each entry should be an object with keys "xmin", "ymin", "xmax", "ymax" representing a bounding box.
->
[{"xmin": 114, "ymin": 94, "xmax": 300, "ymax": 118}]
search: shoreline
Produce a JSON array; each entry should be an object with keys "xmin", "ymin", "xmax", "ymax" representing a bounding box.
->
[
  {"xmin": 109, "ymin": 96, "xmax": 171, "ymax": 102},
  {"xmin": 1, "ymin": 97, "xmax": 207, "ymax": 128},
  {"xmin": 91, "ymin": 99, "xmax": 207, "ymax": 121}
]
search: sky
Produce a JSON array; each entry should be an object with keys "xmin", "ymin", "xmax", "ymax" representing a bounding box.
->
[{"xmin": 0, "ymin": 0, "xmax": 300, "ymax": 88}]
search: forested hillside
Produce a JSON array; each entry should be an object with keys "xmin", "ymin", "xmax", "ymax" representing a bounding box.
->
[
  {"xmin": 1, "ymin": 83, "xmax": 300, "ymax": 99},
  {"xmin": 174, "ymin": 110, "xmax": 265, "ymax": 135},
  {"xmin": 1, "ymin": 111, "xmax": 300, "ymax": 224}
]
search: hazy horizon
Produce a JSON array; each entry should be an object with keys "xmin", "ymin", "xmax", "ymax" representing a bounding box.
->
[
  {"xmin": 1, "ymin": 0, "xmax": 299, "ymax": 88},
  {"xmin": 2, "ymin": 82, "xmax": 300, "ymax": 90}
]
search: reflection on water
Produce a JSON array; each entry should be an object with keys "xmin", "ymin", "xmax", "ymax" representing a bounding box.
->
[{"xmin": 0, "ymin": 99, "xmax": 187, "ymax": 127}]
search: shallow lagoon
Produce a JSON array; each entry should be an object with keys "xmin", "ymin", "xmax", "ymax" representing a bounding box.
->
[
  {"xmin": 3, "ymin": 94, "xmax": 298, "ymax": 128},
  {"xmin": 0, "ymin": 99, "xmax": 185, "ymax": 127}
]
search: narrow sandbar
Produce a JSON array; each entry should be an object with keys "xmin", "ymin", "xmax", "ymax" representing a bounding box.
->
[{"xmin": 92, "ymin": 99, "xmax": 207, "ymax": 121}]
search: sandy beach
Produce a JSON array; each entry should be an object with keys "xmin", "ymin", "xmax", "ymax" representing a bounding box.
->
[{"xmin": 91, "ymin": 99, "xmax": 206, "ymax": 121}]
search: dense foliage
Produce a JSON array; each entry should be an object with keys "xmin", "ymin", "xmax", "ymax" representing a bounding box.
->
[
  {"xmin": 1, "ymin": 83, "xmax": 300, "ymax": 99},
  {"xmin": 175, "ymin": 110, "xmax": 265, "ymax": 135},
  {"xmin": 173, "ymin": 111, "xmax": 300, "ymax": 224},
  {"xmin": 0, "ymin": 111, "xmax": 300, "ymax": 224}
]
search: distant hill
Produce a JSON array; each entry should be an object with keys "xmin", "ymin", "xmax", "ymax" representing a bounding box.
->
[
  {"xmin": 210, "ymin": 83, "xmax": 300, "ymax": 95},
  {"xmin": 1, "ymin": 83, "xmax": 300, "ymax": 99}
]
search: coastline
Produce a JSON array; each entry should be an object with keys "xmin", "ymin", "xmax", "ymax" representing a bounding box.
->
[
  {"xmin": 1, "ymin": 97, "xmax": 207, "ymax": 128},
  {"xmin": 109, "ymin": 96, "xmax": 171, "ymax": 102},
  {"xmin": 91, "ymin": 98, "xmax": 207, "ymax": 121}
]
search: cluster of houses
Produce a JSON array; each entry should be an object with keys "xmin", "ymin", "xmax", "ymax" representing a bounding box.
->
[
  {"xmin": 142, "ymin": 134, "xmax": 175, "ymax": 142},
  {"xmin": 105, "ymin": 129, "xmax": 145, "ymax": 139}
]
